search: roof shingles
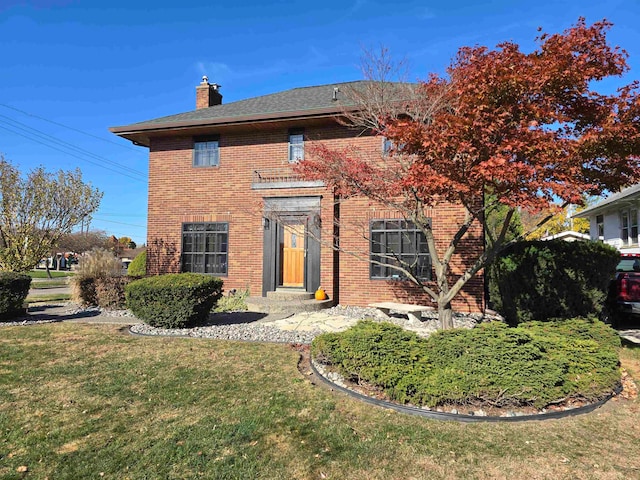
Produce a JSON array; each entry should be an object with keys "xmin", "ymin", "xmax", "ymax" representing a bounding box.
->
[{"xmin": 126, "ymin": 81, "xmax": 367, "ymax": 128}]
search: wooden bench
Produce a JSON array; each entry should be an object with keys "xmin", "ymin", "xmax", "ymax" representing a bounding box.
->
[{"xmin": 368, "ymin": 302, "xmax": 435, "ymax": 324}]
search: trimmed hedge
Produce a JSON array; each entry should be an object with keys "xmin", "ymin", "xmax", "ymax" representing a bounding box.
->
[
  {"xmin": 0, "ymin": 272, "xmax": 31, "ymax": 320},
  {"xmin": 125, "ymin": 273, "xmax": 223, "ymax": 328},
  {"xmin": 488, "ymin": 240, "xmax": 619, "ymax": 325},
  {"xmin": 95, "ymin": 276, "xmax": 139, "ymax": 309},
  {"xmin": 311, "ymin": 318, "xmax": 621, "ymax": 409},
  {"xmin": 127, "ymin": 250, "xmax": 146, "ymax": 277},
  {"xmin": 72, "ymin": 277, "xmax": 99, "ymax": 306}
]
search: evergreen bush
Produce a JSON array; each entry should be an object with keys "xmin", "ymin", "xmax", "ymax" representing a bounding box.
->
[
  {"xmin": 125, "ymin": 273, "xmax": 223, "ymax": 328},
  {"xmin": 311, "ymin": 318, "xmax": 621, "ymax": 409},
  {"xmin": 488, "ymin": 240, "xmax": 619, "ymax": 325},
  {"xmin": 0, "ymin": 272, "xmax": 31, "ymax": 320},
  {"xmin": 127, "ymin": 250, "xmax": 146, "ymax": 277}
]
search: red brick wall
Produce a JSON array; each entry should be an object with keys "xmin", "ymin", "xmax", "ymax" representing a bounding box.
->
[{"xmin": 146, "ymin": 121, "xmax": 484, "ymax": 313}]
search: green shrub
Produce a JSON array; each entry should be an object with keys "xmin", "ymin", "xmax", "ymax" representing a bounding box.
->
[
  {"xmin": 127, "ymin": 250, "xmax": 146, "ymax": 277},
  {"xmin": 125, "ymin": 273, "xmax": 223, "ymax": 328},
  {"xmin": 488, "ymin": 240, "xmax": 619, "ymax": 325},
  {"xmin": 95, "ymin": 276, "xmax": 138, "ymax": 309},
  {"xmin": 214, "ymin": 288, "xmax": 249, "ymax": 313},
  {"xmin": 0, "ymin": 272, "xmax": 31, "ymax": 320},
  {"xmin": 312, "ymin": 318, "xmax": 621, "ymax": 409}
]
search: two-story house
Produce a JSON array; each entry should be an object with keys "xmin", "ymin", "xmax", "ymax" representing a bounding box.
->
[{"xmin": 110, "ymin": 77, "xmax": 484, "ymax": 312}]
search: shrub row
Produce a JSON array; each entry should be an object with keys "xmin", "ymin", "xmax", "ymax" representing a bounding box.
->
[
  {"xmin": 488, "ymin": 240, "xmax": 619, "ymax": 325},
  {"xmin": 72, "ymin": 276, "xmax": 140, "ymax": 309},
  {"xmin": 311, "ymin": 318, "xmax": 621, "ymax": 409},
  {"xmin": 0, "ymin": 272, "xmax": 31, "ymax": 320},
  {"xmin": 125, "ymin": 273, "xmax": 223, "ymax": 328}
]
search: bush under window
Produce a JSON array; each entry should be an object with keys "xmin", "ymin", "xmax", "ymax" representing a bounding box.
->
[{"xmin": 125, "ymin": 273, "xmax": 223, "ymax": 328}]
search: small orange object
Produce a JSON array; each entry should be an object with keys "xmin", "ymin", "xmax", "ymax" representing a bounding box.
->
[{"xmin": 315, "ymin": 287, "xmax": 327, "ymax": 300}]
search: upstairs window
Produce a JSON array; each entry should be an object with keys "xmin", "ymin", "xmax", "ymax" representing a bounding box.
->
[
  {"xmin": 382, "ymin": 137, "xmax": 394, "ymax": 156},
  {"xmin": 182, "ymin": 222, "xmax": 228, "ymax": 275},
  {"xmin": 370, "ymin": 219, "xmax": 431, "ymax": 280},
  {"xmin": 193, "ymin": 137, "xmax": 220, "ymax": 167},
  {"xmin": 288, "ymin": 130, "xmax": 304, "ymax": 163}
]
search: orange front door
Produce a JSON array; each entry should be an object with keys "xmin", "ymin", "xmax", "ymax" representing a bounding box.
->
[{"xmin": 282, "ymin": 223, "xmax": 305, "ymax": 287}]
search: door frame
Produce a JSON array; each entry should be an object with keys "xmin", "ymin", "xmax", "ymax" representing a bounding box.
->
[{"xmin": 262, "ymin": 196, "xmax": 321, "ymax": 296}]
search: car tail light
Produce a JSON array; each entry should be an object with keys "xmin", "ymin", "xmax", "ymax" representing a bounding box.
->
[{"xmin": 619, "ymin": 277, "xmax": 630, "ymax": 301}]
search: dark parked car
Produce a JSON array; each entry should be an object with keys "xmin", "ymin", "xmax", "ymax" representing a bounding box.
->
[{"xmin": 604, "ymin": 253, "xmax": 640, "ymax": 327}]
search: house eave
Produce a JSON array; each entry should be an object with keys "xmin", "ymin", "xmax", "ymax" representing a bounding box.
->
[
  {"xmin": 110, "ymin": 106, "xmax": 356, "ymax": 147},
  {"xmin": 573, "ymin": 184, "xmax": 640, "ymax": 218}
]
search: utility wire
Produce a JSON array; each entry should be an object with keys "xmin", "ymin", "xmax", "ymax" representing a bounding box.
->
[
  {"xmin": 0, "ymin": 124, "xmax": 146, "ymax": 182},
  {"xmin": 92, "ymin": 217, "xmax": 146, "ymax": 228},
  {"xmin": 98, "ymin": 213, "xmax": 147, "ymax": 217},
  {"xmin": 0, "ymin": 114, "xmax": 147, "ymax": 178},
  {"xmin": 0, "ymin": 103, "xmax": 146, "ymax": 154}
]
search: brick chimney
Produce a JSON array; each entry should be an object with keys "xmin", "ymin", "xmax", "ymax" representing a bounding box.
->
[{"xmin": 196, "ymin": 76, "xmax": 222, "ymax": 109}]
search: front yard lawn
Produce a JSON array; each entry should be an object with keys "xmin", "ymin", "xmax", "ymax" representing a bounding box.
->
[{"xmin": 1, "ymin": 323, "xmax": 639, "ymax": 479}]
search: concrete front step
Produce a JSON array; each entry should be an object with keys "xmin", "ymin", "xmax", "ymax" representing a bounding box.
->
[
  {"xmin": 266, "ymin": 288, "xmax": 315, "ymax": 301},
  {"xmin": 246, "ymin": 295, "xmax": 333, "ymax": 314}
]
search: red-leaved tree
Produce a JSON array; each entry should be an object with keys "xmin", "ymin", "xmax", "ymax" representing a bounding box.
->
[{"xmin": 296, "ymin": 19, "xmax": 640, "ymax": 329}]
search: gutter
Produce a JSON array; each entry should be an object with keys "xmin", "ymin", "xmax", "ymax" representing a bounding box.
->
[{"xmin": 110, "ymin": 105, "xmax": 357, "ymax": 135}]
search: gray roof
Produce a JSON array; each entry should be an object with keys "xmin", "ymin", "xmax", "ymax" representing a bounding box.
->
[
  {"xmin": 574, "ymin": 183, "xmax": 640, "ymax": 217},
  {"xmin": 119, "ymin": 80, "xmax": 408, "ymax": 130}
]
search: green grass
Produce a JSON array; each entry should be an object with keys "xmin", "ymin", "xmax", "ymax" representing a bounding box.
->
[
  {"xmin": 30, "ymin": 279, "xmax": 69, "ymax": 288},
  {"xmin": 0, "ymin": 323, "xmax": 639, "ymax": 480},
  {"xmin": 28, "ymin": 270, "xmax": 74, "ymax": 278},
  {"xmin": 25, "ymin": 293, "xmax": 71, "ymax": 303}
]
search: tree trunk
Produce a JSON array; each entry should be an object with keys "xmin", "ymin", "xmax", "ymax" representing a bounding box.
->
[{"xmin": 438, "ymin": 300, "xmax": 454, "ymax": 330}]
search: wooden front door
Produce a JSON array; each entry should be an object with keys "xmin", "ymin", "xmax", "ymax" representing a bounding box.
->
[{"xmin": 282, "ymin": 223, "xmax": 305, "ymax": 287}]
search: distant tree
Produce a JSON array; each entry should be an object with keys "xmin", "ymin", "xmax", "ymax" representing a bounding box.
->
[
  {"xmin": 0, "ymin": 156, "xmax": 102, "ymax": 272},
  {"xmin": 297, "ymin": 19, "xmax": 640, "ymax": 329},
  {"xmin": 118, "ymin": 236, "xmax": 137, "ymax": 249},
  {"xmin": 57, "ymin": 229, "xmax": 110, "ymax": 254},
  {"xmin": 523, "ymin": 201, "xmax": 592, "ymax": 240},
  {"xmin": 485, "ymin": 192, "xmax": 523, "ymax": 247}
]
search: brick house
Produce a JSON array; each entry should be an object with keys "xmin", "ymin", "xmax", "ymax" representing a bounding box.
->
[{"xmin": 110, "ymin": 78, "xmax": 484, "ymax": 312}]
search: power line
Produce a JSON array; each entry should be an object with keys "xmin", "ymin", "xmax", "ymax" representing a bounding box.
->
[
  {"xmin": 0, "ymin": 103, "xmax": 146, "ymax": 154},
  {"xmin": 92, "ymin": 217, "xmax": 146, "ymax": 228},
  {"xmin": 98, "ymin": 212, "xmax": 147, "ymax": 218},
  {"xmin": 0, "ymin": 114, "xmax": 147, "ymax": 178},
  {"xmin": 0, "ymin": 124, "xmax": 146, "ymax": 182}
]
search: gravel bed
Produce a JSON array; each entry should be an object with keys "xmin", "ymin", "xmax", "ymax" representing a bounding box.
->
[
  {"xmin": 130, "ymin": 322, "xmax": 321, "ymax": 344},
  {"xmin": 65, "ymin": 305, "xmax": 138, "ymax": 318},
  {"xmin": 0, "ymin": 318, "xmax": 59, "ymax": 327},
  {"xmin": 325, "ymin": 304, "xmax": 503, "ymax": 337},
  {"xmin": 5, "ymin": 302, "xmax": 503, "ymax": 344}
]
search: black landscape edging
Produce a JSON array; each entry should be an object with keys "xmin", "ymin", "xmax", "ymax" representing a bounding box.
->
[{"xmin": 310, "ymin": 360, "xmax": 619, "ymax": 423}]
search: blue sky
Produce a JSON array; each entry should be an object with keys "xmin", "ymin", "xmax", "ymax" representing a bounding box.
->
[{"xmin": 1, "ymin": 0, "xmax": 638, "ymax": 245}]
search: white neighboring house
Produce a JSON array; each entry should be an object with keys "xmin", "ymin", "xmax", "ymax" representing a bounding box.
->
[{"xmin": 573, "ymin": 184, "xmax": 640, "ymax": 254}]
